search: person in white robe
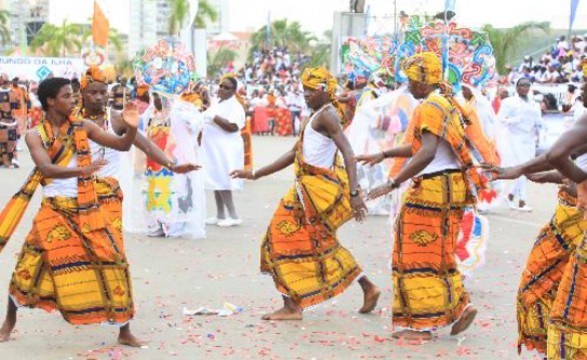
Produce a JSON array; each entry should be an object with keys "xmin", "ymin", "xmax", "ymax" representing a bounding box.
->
[
  {"xmin": 496, "ymin": 78, "xmax": 543, "ymax": 211},
  {"xmin": 201, "ymin": 76, "xmax": 246, "ymax": 227}
]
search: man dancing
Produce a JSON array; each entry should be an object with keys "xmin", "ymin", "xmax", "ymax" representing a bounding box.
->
[
  {"xmin": 231, "ymin": 67, "xmax": 380, "ymax": 320},
  {"xmin": 76, "ymin": 66, "xmax": 200, "ymax": 234},
  {"xmin": 0, "ymin": 77, "xmax": 143, "ymax": 346},
  {"xmin": 358, "ymin": 52, "xmax": 482, "ymax": 341}
]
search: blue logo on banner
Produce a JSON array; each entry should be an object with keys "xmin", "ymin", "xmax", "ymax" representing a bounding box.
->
[{"xmin": 36, "ymin": 66, "xmax": 52, "ymax": 80}]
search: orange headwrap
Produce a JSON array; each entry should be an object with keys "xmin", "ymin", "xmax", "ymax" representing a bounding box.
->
[
  {"xmin": 401, "ymin": 52, "xmax": 443, "ymax": 85},
  {"xmin": 137, "ymin": 84, "xmax": 150, "ymax": 98},
  {"xmin": 80, "ymin": 66, "xmax": 107, "ymax": 90}
]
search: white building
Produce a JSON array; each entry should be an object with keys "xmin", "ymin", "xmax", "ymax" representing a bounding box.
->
[
  {"xmin": 1, "ymin": 0, "xmax": 49, "ymax": 52},
  {"xmin": 205, "ymin": 0, "xmax": 229, "ymax": 35},
  {"xmin": 128, "ymin": 0, "xmax": 157, "ymax": 59}
]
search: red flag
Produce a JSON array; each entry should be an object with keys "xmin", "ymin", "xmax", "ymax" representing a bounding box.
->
[{"xmin": 92, "ymin": 0, "xmax": 109, "ymax": 48}]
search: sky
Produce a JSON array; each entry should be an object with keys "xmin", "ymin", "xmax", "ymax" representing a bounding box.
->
[{"xmin": 49, "ymin": 0, "xmax": 587, "ymax": 36}]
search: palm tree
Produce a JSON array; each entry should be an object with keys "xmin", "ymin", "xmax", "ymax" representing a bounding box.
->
[
  {"xmin": 168, "ymin": 0, "xmax": 191, "ymax": 35},
  {"xmin": 308, "ymin": 30, "xmax": 332, "ymax": 68},
  {"xmin": 482, "ymin": 21, "xmax": 550, "ymax": 74},
  {"xmin": 30, "ymin": 20, "xmax": 85, "ymax": 57},
  {"xmin": 195, "ymin": 0, "xmax": 218, "ymax": 29},
  {"xmin": 249, "ymin": 19, "xmax": 316, "ymax": 56},
  {"xmin": 168, "ymin": 0, "xmax": 218, "ymax": 35},
  {"xmin": 0, "ymin": 9, "xmax": 11, "ymax": 47},
  {"xmin": 207, "ymin": 45, "xmax": 237, "ymax": 77}
]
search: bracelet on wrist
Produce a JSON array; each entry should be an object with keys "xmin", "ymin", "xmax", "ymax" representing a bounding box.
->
[
  {"xmin": 387, "ymin": 178, "xmax": 399, "ymax": 189},
  {"xmin": 165, "ymin": 159, "xmax": 178, "ymax": 171},
  {"xmin": 350, "ymin": 188, "xmax": 361, "ymax": 197},
  {"xmin": 252, "ymin": 169, "xmax": 257, "ymax": 179}
]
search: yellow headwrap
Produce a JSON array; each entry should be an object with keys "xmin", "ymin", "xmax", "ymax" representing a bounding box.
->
[
  {"xmin": 301, "ymin": 67, "xmax": 346, "ymax": 127},
  {"xmin": 582, "ymin": 59, "xmax": 587, "ymax": 78},
  {"xmin": 401, "ymin": 52, "xmax": 443, "ymax": 85},
  {"xmin": 80, "ymin": 65, "xmax": 107, "ymax": 90}
]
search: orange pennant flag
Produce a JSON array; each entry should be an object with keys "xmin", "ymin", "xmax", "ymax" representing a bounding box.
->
[{"xmin": 92, "ymin": 0, "xmax": 109, "ymax": 48}]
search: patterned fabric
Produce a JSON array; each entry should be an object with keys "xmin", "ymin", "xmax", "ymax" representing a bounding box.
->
[
  {"xmin": 145, "ymin": 120, "xmax": 173, "ymax": 215},
  {"xmin": 548, "ymin": 227, "xmax": 587, "ymax": 359},
  {"xmin": 401, "ymin": 52, "xmax": 443, "ymax": 85},
  {"xmin": 241, "ymin": 117, "xmax": 253, "ymax": 171},
  {"xmin": 260, "ymin": 125, "xmax": 361, "ymax": 309},
  {"xmin": 274, "ymin": 108, "xmax": 293, "ymax": 136},
  {"xmin": 0, "ymin": 88, "xmax": 19, "ymax": 160},
  {"xmin": 10, "ymin": 177, "xmax": 134, "ymax": 325},
  {"xmin": 0, "ymin": 122, "xmax": 71, "ymax": 252},
  {"xmin": 301, "ymin": 67, "xmax": 346, "ymax": 127},
  {"xmin": 517, "ymin": 191, "xmax": 587, "ymax": 356},
  {"xmin": 411, "ymin": 93, "xmax": 486, "ymax": 195},
  {"xmin": 392, "ymin": 171, "xmax": 473, "ymax": 330}
]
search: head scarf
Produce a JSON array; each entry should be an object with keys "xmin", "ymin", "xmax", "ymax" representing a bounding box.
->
[
  {"xmin": 301, "ymin": 67, "xmax": 346, "ymax": 126},
  {"xmin": 80, "ymin": 66, "xmax": 107, "ymax": 91},
  {"xmin": 401, "ymin": 52, "xmax": 443, "ymax": 85},
  {"xmin": 137, "ymin": 84, "xmax": 150, "ymax": 98}
]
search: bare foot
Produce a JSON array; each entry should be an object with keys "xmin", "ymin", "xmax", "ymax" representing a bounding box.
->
[
  {"xmin": 359, "ymin": 286, "xmax": 381, "ymax": 314},
  {"xmin": 0, "ymin": 318, "xmax": 16, "ymax": 343},
  {"xmin": 392, "ymin": 330, "xmax": 432, "ymax": 342},
  {"xmin": 450, "ymin": 306, "xmax": 478, "ymax": 336},
  {"xmin": 261, "ymin": 307, "xmax": 302, "ymax": 321},
  {"xmin": 118, "ymin": 332, "xmax": 145, "ymax": 348}
]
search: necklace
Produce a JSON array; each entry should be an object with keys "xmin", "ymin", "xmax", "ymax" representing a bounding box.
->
[{"xmin": 81, "ymin": 107, "xmax": 110, "ymax": 158}]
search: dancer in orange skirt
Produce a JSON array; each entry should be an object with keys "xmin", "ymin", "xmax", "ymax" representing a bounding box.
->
[
  {"xmin": 0, "ymin": 77, "xmax": 144, "ymax": 346},
  {"xmin": 231, "ymin": 67, "xmax": 379, "ymax": 320},
  {"xmin": 358, "ymin": 52, "xmax": 484, "ymax": 342}
]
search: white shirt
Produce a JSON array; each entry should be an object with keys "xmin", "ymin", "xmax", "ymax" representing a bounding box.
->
[
  {"xmin": 419, "ymin": 139, "xmax": 460, "ymax": 176},
  {"xmin": 302, "ymin": 106, "xmax": 337, "ymax": 169}
]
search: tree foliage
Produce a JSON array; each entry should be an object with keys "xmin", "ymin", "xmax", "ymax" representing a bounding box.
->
[
  {"xmin": 249, "ymin": 19, "xmax": 316, "ymax": 57},
  {"xmin": 30, "ymin": 21, "xmax": 86, "ymax": 57},
  {"xmin": 207, "ymin": 46, "xmax": 237, "ymax": 77},
  {"xmin": 168, "ymin": 0, "xmax": 218, "ymax": 35},
  {"xmin": 482, "ymin": 21, "xmax": 550, "ymax": 74},
  {"xmin": 0, "ymin": 9, "xmax": 11, "ymax": 46}
]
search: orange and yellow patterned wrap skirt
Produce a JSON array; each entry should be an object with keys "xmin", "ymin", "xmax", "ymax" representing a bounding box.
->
[
  {"xmin": 547, "ymin": 227, "xmax": 587, "ymax": 359},
  {"xmin": 392, "ymin": 170, "xmax": 472, "ymax": 330},
  {"xmin": 517, "ymin": 190, "xmax": 586, "ymax": 356},
  {"xmin": 260, "ymin": 169, "xmax": 362, "ymax": 309},
  {"xmin": 9, "ymin": 177, "xmax": 134, "ymax": 326}
]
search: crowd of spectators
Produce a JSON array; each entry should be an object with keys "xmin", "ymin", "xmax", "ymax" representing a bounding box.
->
[{"xmin": 501, "ymin": 35, "xmax": 587, "ymax": 85}]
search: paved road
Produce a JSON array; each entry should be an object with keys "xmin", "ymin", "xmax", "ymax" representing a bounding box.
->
[{"xmin": 0, "ymin": 136, "xmax": 556, "ymax": 360}]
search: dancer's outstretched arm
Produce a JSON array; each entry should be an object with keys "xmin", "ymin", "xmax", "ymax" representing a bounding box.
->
[
  {"xmin": 367, "ymin": 132, "xmax": 439, "ymax": 200},
  {"xmin": 110, "ymin": 110, "xmax": 200, "ymax": 174},
  {"xmin": 356, "ymin": 145, "xmax": 413, "ymax": 167},
  {"xmin": 546, "ymin": 114, "xmax": 587, "ymax": 183},
  {"xmin": 231, "ymin": 144, "xmax": 296, "ymax": 180}
]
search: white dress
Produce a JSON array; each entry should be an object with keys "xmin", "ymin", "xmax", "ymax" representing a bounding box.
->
[
  {"xmin": 496, "ymin": 95, "xmax": 542, "ymax": 167},
  {"xmin": 201, "ymin": 95, "xmax": 246, "ymax": 191}
]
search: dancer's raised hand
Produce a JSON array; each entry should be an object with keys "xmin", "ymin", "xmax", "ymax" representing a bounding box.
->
[{"xmin": 122, "ymin": 101, "xmax": 140, "ymax": 128}]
